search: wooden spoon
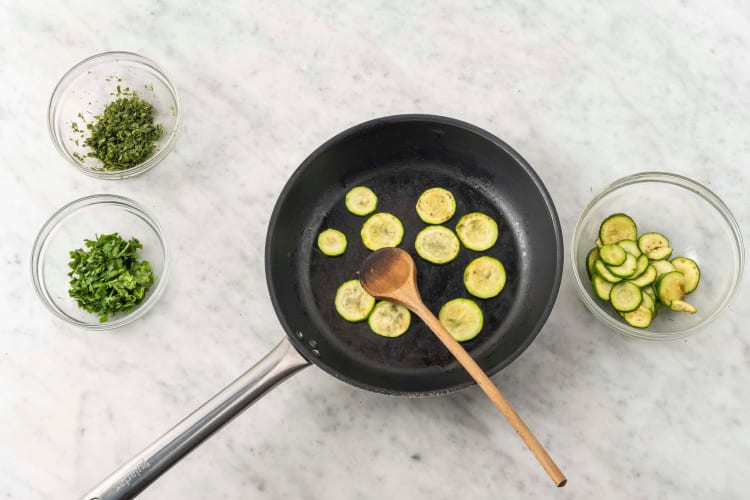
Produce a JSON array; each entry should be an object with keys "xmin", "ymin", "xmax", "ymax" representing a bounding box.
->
[{"xmin": 359, "ymin": 247, "xmax": 566, "ymax": 487}]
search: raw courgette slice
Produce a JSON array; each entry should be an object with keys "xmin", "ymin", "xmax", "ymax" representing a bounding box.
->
[
  {"xmin": 317, "ymin": 228, "xmax": 347, "ymax": 256},
  {"xmin": 595, "ymin": 238, "xmax": 603, "ymax": 248},
  {"xmin": 414, "ymin": 225, "xmax": 460, "ymax": 264},
  {"xmin": 631, "ymin": 254, "xmax": 649, "ymax": 279},
  {"xmin": 464, "ymin": 256, "xmax": 507, "ymax": 299},
  {"xmin": 415, "ymin": 187, "xmax": 456, "ymax": 224},
  {"xmin": 438, "ymin": 298, "xmax": 484, "ymax": 342},
  {"xmin": 669, "ymin": 299, "xmax": 697, "ymax": 314},
  {"xmin": 616, "ymin": 239, "xmax": 642, "ymax": 257},
  {"xmin": 345, "ymin": 186, "xmax": 378, "ymax": 216},
  {"xmin": 651, "ymin": 259, "xmax": 676, "ymax": 279},
  {"xmin": 623, "ymin": 305, "xmax": 653, "ymax": 328},
  {"xmin": 671, "ymin": 257, "xmax": 700, "ymax": 294},
  {"xmin": 335, "ymin": 280, "xmax": 375, "ymax": 322},
  {"xmin": 368, "ymin": 300, "xmax": 411, "ymax": 337},
  {"xmin": 609, "ymin": 281, "xmax": 642, "ymax": 312},
  {"xmin": 455, "ymin": 212, "xmax": 498, "ymax": 251},
  {"xmin": 586, "ymin": 247, "xmax": 600, "ymax": 279},
  {"xmin": 592, "ymin": 274, "xmax": 614, "ymax": 300},
  {"xmin": 656, "ymin": 271, "xmax": 685, "ymax": 306},
  {"xmin": 600, "ymin": 243, "xmax": 626, "ymax": 266},
  {"xmin": 607, "ymin": 252, "xmax": 638, "ymax": 278},
  {"xmin": 599, "ymin": 213, "xmax": 637, "ymax": 245},
  {"xmin": 361, "ymin": 212, "xmax": 404, "ymax": 250},
  {"xmin": 629, "ymin": 265, "xmax": 656, "ymax": 287},
  {"xmin": 638, "ymin": 232, "xmax": 672, "ymax": 260},
  {"xmin": 595, "ymin": 259, "xmax": 622, "ymax": 283},
  {"xmin": 640, "ymin": 289, "xmax": 655, "ymax": 312}
]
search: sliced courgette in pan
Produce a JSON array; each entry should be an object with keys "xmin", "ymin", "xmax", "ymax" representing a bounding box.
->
[
  {"xmin": 656, "ymin": 271, "xmax": 685, "ymax": 306},
  {"xmin": 346, "ymin": 186, "xmax": 378, "ymax": 216},
  {"xmin": 455, "ymin": 212, "xmax": 498, "ymax": 251},
  {"xmin": 317, "ymin": 228, "xmax": 347, "ymax": 256},
  {"xmin": 416, "ymin": 187, "xmax": 456, "ymax": 224},
  {"xmin": 368, "ymin": 301, "xmax": 411, "ymax": 337},
  {"xmin": 438, "ymin": 298, "xmax": 484, "ymax": 342},
  {"xmin": 335, "ymin": 280, "xmax": 375, "ymax": 322},
  {"xmin": 414, "ymin": 225, "xmax": 460, "ymax": 264},
  {"xmin": 586, "ymin": 247, "xmax": 600, "ymax": 279},
  {"xmin": 592, "ymin": 274, "xmax": 614, "ymax": 300},
  {"xmin": 651, "ymin": 259, "xmax": 676, "ymax": 279},
  {"xmin": 616, "ymin": 239, "xmax": 642, "ymax": 257},
  {"xmin": 622, "ymin": 305, "xmax": 653, "ymax": 328},
  {"xmin": 599, "ymin": 213, "xmax": 637, "ymax": 245},
  {"xmin": 361, "ymin": 212, "xmax": 404, "ymax": 250},
  {"xmin": 607, "ymin": 252, "xmax": 637, "ymax": 278},
  {"xmin": 638, "ymin": 232, "xmax": 672, "ymax": 260},
  {"xmin": 671, "ymin": 257, "xmax": 700, "ymax": 294},
  {"xmin": 609, "ymin": 281, "xmax": 642, "ymax": 312},
  {"xmin": 629, "ymin": 265, "xmax": 656, "ymax": 287},
  {"xmin": 595, "ymin": 259, "xmax": 622, "ymax": 283},
  {"xmin": 600, "ymin": 243, "xmax": 626, "ymax": 266},
  {"xmin": 464, "ymin": 256, "xmax": 507, "ymax": 299}
]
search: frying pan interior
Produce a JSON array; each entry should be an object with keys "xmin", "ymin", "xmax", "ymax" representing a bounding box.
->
[{"xmin": 266, "ymin": 115, "xmax": 562, "ymax": 395}]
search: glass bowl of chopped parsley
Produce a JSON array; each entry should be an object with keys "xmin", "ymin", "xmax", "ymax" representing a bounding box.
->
[
  {"xmin": 48, "ymin": 52, "xmax": 180, "ymax": 179},
  {"xmin": 31, "ymin": 194, "xmax": 170, "ymax": 329}
]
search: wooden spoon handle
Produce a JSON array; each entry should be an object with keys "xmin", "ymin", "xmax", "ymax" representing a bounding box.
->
[{"xmin": 417, "ymin": 307, "xmax": 567, "ymax": 487}]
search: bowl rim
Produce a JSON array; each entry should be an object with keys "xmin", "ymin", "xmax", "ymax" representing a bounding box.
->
[
  {"xmin": 570, "ymin": 171, "xmax": 745, "ymax": 340},
  {"xmin": 47, "ymin": 51, "xmax": 181, "ymax": 180},
  {"xmin": 30, "ymin": 193, "xmax": 170, "ymax": 330}
]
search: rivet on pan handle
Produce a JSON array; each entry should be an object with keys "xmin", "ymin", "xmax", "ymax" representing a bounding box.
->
[{"xmin": 78, "ymin": 338, "xmax": 310, "ymax": 500}]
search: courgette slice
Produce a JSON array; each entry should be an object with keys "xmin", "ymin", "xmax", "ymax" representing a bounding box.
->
[
  {"xmin": 595, "ymin": 259, "xmax": 622, "ymax": 283},
  {"xmin": 631, "ymin": 254, "xmax": 649, "ymax": 279},
  {"xmin": 616, "ymin": 239, "xmax": 642, "ymax": 257},
  {"xmin": 599, "ymin": 213, "xmax": 637, "ymax": 244},
  {"xmin": 656, "ymin": 271, "xmax": 685, "ymax": 306},
  {"xmin": 317, "ymin": 228, "xmax": 347, "ymax": 256},
  {"xmin": 596, "ymin": 238, "xmax": 603, "ymax": 248},
  {"xmin": 438, "ymin": 298, "xmax": 484, "ymax": 342},
  {"xmin": 464, "ymin": 256, "xmax": 507, "ymax": 299},
  {"xmin": 345, "ymin": 186, "xmax": 378, "ymax": 216},
  {"xmin": 669, "ymin": 299, "xmax": 697, "ymax": 314},
  {"xmin": 640, "ymin": 289, "xmax": 655, "ymax": 312},
  {"xmin": 629, "ymin": 265, "xmax": 656, "ymax": 287},
  {"xmin": 361, "ymin": 212, "xmax": 404, "ymax": 250},
  {"xmin": 607, "ymin": 252, "xmax": 638, "ymax": 278},
  {"xmin": 600, "ymin": 243, "xmax": 626, "ymax": 266},
  {"xmin": 586, "ymin": 247, "xmax": 600, "ymax": 279},
  {"xmin": 609, "ymin": 281, "xmax": 642, "ymax": 312},
  {"xmin": 592, "ymin": 274, "xmax": 614, "ymax": 300},
  {"xmin": 335, "ymin": 280, "xmax": 375, "ymax": 322},
  {"xmin": 638, "ymin": 232, "xmax": 672, "ymax": 260},
  {"xmin": 415, "ymin": 187, "xmax": 456, "ymax": 224},
  {"xmin": 414, "ymin": 226, "xmax": 460, "ymax": 264},
  {"xmin": 455, "ymin": 212, "xmax": 498, "ymax": 251},
  {"xmin": 651, "ymin": 259, "xmax": 676, "ymax": 279},
  {"xmin": 368, "ymin": 300, "xmax": 411, "ymax": 337},
  {"xmin": 671, "ymin": 257, "xmax": 700, "ymax": 294},
  {"xmin": 623, "ymin": 305, "xmax": 653, "ymax": 328}
]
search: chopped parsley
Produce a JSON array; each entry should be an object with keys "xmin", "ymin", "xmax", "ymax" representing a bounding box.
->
[{"xmin": 68, "ymin": 233, "xmax": 156, "ymax": 322}]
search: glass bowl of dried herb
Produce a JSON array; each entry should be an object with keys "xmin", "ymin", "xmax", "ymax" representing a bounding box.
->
[
  {"xmin": 31, "ymin": 194, "xmax": 170, "ymax": 330},
  {"xmin": 48, "ymin": 52, "xmax": 180, "ymax": 179}
]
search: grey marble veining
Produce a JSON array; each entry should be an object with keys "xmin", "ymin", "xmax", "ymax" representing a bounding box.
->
[{"xmin": 1, "ymin": 1, "xmax": 749, "ymax": 499}]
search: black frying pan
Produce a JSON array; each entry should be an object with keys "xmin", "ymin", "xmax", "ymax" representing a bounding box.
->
[{"xmin": 81, "ymin": 115, "xmax": 563, "ymax": 500}]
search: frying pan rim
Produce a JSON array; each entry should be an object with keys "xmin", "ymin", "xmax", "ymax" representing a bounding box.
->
[{"xmin": 265, "ymin": 113, "xmax": 563, "ymax": 397}]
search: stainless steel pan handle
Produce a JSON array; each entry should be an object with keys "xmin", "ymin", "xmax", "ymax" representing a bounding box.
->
[{"xmin": 79, "ymin": 337, "xmax": 310, "ymax": 500}]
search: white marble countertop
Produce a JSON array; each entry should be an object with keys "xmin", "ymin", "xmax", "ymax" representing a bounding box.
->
[{"xmin": 2, "ymin": 1, "xmax": 749, "ymax": 499}]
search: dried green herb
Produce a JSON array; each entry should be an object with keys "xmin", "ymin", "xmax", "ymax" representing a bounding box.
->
[
  {"xmin": 80, "ymin": 87, "xmax": 164, "ymax": 171},
  {"xmin": 68, "ymin": 233, "xmax": 156, "ymax": 322}
]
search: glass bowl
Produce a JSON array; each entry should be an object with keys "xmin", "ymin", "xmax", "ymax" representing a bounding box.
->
[
  {"xmin": 571, "ymin": 172, "xmax": 744, "ymax": 340},
  {"xmin": 48, "ymin": 51, "xmax": 180, "ymax": 179},
  {"xmin": 31, "ymin": 194, "xmax": 170, "ymax": 330}
]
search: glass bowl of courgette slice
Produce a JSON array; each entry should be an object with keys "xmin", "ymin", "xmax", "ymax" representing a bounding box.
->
[{"xmin": 571, "ymin": 172, "xmax": 744, "ymax": 340}]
